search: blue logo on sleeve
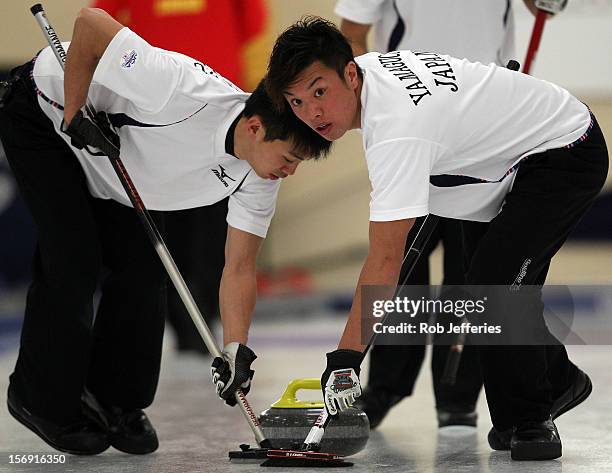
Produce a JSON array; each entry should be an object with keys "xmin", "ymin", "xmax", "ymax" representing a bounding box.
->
[{"xmin": 120, "ymin": 49, "xmax": 138, "ymax": 69}]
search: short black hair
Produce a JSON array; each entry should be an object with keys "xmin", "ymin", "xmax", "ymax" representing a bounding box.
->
[
  {"xmin": 265, "ymin": 16, "xmax": 362, "ymax": 110},
  {"xmin": 243, "ymin": 80, "xmax": 332, "ymax": 160}
]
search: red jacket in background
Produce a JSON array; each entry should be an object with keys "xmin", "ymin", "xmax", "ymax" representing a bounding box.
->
[{"xmin": 92, "ymin": 0, "xmax": 268, "ymax": 89}]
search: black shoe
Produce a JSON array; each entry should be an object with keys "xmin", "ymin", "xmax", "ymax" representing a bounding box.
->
[
  {"xmin": 487, "ymin": 368, "xmax": 592, "ymax": 452},
  {"xmin": 7, "ymin": 387, "xmax": 109, "ymax": 455},
  {"xmin": 353, "ymin": 387, "xmax": 403, "ymax": 430},
  {"xmin": 487, "ymin": 427, "xmax": 512, "ymax": 451},
  {"xmin": 511, "ymin": 418, "xmax": 562, "ymax": 461},
  {"xmin": 551, "ymin": 368, "xmax": 592, "ymax": 420},
  {"xmin": 82, "ymin": 391, "xmax": 159, "ymax": 454},
  {"xmin": 437, "ymin": 409, "xmax": 477, "ymax": 428}
]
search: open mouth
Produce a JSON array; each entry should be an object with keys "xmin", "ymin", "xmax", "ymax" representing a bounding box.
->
[
  {"xmin": 315, "ymin": 123, "xmax": 332, "ymax": 135},
  {"xmin": 268, "ymin": 171, "xmax": 287, "ymax": 180}
]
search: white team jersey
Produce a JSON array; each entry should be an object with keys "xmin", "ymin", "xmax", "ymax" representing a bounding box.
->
[
  {"xmin": 335, "ymin": 0, "xmax": 515, "ymax": 66},
  {"xmin": 32, "ymin": 28, "xmax": 280, "ymax": 238},
  {"xmin": 357, "ymin": 51, "xmax": 591, "ymax": 222}
]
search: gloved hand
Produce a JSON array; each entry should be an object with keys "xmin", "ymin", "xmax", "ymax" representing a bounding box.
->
[
  {"xmin": 535, "ymin": 0, "xmax": 568, "ymax": 14},
  {"xmin": 320, "ymin": 349, "xmax": 363, "ymax": 416},
  {"xmin": 211, "ymin": 342, "xmax": 257, "ymax": 406},
  {"xmin": 61, "ymin": 109, "xmax": 120, "ymax": 158}
]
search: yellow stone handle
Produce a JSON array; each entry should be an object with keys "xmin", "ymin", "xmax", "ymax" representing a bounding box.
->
[{"xmin": 270, "ymin": 378, "xmax": 325, "ymax": 409}]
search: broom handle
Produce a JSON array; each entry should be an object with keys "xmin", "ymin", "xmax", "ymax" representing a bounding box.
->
[{"xmin": 523, "ymin": 9, "xmax": 547, "ymax": 74}]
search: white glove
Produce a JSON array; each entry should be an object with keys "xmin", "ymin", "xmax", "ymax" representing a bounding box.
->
[
  {"xmin": 535, "ymin": 0, "xmax": 568, "ymax": 14},
  {"xmin": 323, "ymin": 368, "xmax": 362, "ymax": 416}
]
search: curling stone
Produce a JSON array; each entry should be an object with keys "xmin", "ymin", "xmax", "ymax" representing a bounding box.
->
[{"xmin": 259, "ymin": 378, "xmax": 369, "ymax": 456}]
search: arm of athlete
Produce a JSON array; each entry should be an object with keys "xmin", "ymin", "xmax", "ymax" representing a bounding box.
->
[
  {"xmin": 339, "ymin": 19, "xmax": 371, "ymax": 57},
  {"xmin": 523, "ymin": 0, "xmax": 539, "ymax": 16},
  {"xmin": 220, "ymin": 225, "xmax": 262, "ymax": 346},
  {"xmin": 321, "ymin": 218, "xmax": 414, "ymax": 415},
  {"xmin": 339, "ymin": 218, "xmax": 415, "ymax": 351},
  {"xmin": 64, "ymin": 8, "xmax": 123, "ymax": 125},
  {"xmin": 211, "ymin": 225, "xmax": 262, "ymax": 406}
]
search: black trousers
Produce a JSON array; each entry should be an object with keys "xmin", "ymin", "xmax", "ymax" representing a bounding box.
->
[
  {"xmin": 0, "ymin": 66, "xmax": 167, "ymax": 424},
  {"xmin": 164, "ymin": 201, "xmax": 228, "ymax": 353},
  {"xmin": 462, "ymin": 114, "xmax": 608, "ymax": 430},
  {"xmin": 367, "ymin": 217, "xmax": 483, "ymax": 412}
]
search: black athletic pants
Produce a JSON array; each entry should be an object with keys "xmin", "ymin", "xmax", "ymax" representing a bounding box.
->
[
  {"xmin": 0, "ymin": 64, "xmax": 168, "ymax": 424},
  {"xmin": 165, "ymin": 202, "xmax": 228, "ymax": 354},
  {"xmin": 367, "ymin": 217, "xmax": 483, "ymax": 412},
  {"xmin": 462, "ymin": 113, "xmax": 608, "ymax": 430}
]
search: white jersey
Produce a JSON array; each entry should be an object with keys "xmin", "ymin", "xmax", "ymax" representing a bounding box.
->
[
  {"xmin": 335, "ymin": 0, "xmax": 515, "ymax": 65},
  {"xmin": 32, "ymin": 28, "xmax": 280, "ymax": 238},
  {"xmin": 357, "ymin": 51, "xmax": 591, "ymax": 222}
]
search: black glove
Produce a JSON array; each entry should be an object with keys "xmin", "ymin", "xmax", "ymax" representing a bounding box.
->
[
  {"xmin": 211, "ymin": 342, "xmax": 257, "ymax": 406},
  {"xmin": 321, "ymin": 349, "xmax": 363, "ymax": 416},
  {"xmin": 61, "ymin": 109, "xmax": 120, "ymax": 159}
]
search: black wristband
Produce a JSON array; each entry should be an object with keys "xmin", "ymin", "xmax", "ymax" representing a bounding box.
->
[
  {"xmin": 325, "ymin": 349, "xmax": 363, "ymax": 373},
  {"xmin": 236, "ymin": 343, "xmax": 257, "ymax": 364}
]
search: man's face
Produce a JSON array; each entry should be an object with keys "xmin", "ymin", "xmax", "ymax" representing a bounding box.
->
[
  {"xmin": 283, "ymin": 61, "xmax": 360, "ymax": 141},
  {"xmin": 249, "ymin": 135, "xmax": 303, "ymax": 181}
]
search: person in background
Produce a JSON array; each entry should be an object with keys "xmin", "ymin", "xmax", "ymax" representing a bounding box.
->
[
  {"xmin": 93, "ymin": 0, "xmax": 270, "ymax": 354},
  {"xmin": 92, "ymin": 0, "xmax": 268, "ymax": 88},
  {"xmin": 334, "ymin": 0, "xmax": 543, "ymax": 430}
]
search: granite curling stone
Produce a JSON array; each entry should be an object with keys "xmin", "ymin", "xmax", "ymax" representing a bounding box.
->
[{"xmin": 259, "ymin": 378, "xmax": 369, "ymax": 456}]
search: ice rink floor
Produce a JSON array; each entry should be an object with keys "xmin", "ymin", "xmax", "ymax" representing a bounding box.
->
[{"xmin": 0, "ymin": 309, "xmax": 611, "ymax": 473}]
